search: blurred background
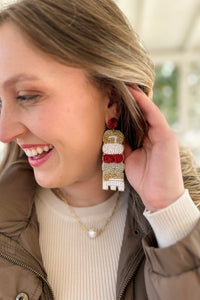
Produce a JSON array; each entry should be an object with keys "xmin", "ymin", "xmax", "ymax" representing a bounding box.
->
[
  {"xmin": 115, "ymin": 0, "xmax": 200, "ymax": 165},
  {"xmin": 0, "ymin": 0, "xmax": 200, "ymax": 165}
]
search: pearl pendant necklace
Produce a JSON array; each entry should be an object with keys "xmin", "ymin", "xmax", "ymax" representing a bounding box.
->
[
  {"xmin": 88, "ymin": 229, "xmax": 97, "ymax": 239},
  {"xmin": 52, "ymin": 189, "xmax": 120, "ymax": 239}
]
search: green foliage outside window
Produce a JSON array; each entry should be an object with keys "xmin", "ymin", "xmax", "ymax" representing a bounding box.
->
[
  {"xmin": 188, "ymin": 61, "xmax": 200, "ymax": 128},
  {"xmin": 153, "ymin": 62, "xmax": 178, "ymax": 126}
]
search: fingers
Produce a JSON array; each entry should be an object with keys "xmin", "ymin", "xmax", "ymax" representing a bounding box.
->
[{"xmin": 128, "ymin": 84, "xmax": 170, "ymax": 132}]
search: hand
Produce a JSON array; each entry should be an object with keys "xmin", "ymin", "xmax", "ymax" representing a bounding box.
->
[{"xmin": 124, "ymin": 85, "xmax": 185, "ymax": 212}]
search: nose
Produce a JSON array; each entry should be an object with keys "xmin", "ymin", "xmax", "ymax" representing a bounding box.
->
[{"xmin": 0, "ymin": 103, "xmax": 27, "ymax": 143}]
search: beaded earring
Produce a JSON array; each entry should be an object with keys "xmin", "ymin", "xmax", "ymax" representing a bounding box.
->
[{"xmin": 102, "ymin": 118, "xmax": 125, "ymax": 191}]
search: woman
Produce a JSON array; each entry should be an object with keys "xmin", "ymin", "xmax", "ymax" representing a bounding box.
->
[{"xmin": 0, "ymin": 0, "xmax": 199, "ymax": 299}]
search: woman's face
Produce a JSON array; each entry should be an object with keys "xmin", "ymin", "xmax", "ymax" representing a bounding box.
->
[{"xmin": 0, "ymin": 23, "xmax": 116, "ymax": 188}]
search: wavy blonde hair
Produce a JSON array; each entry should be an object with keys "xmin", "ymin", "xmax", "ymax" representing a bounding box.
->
[{"xmin": 0, "ymin": 0, "xmax": 199, "ymax": 207}]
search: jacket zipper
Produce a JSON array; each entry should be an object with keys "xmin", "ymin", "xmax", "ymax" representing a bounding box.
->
[
  {"xmin": 0, "ymin": 251, "xmax": 55, "ymax": 300},
  {"xmin": 117, "ymin": 247, "xmax": 145, "ymax": 300}
]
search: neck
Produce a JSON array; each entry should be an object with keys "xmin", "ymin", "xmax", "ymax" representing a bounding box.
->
[{"xmin": 54, "ymin": 172, "xmax": 115, "ymax": 207}]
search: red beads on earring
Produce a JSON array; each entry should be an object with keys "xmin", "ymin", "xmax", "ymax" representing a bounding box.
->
[
  {"xmin": 107, "ymin": 118, "xmax": 118, "ymax": 130},
  {"xmin": 103, "ymin": 154, "xmax": 123, "ymax": 164}
]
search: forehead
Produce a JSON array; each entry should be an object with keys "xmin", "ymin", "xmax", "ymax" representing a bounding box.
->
[
  {"xmin": 0, "ymin": 22, "xmax": 94, "ymax": 94},
  {"xmin": 0, "ymin": 22, "xmax": 51, "ymax": 63},
  {"xmin": 0, "ymin": 23, "xmax": 61, "ymax": 86}
]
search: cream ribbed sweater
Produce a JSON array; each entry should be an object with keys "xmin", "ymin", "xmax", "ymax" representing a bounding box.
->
[
  {"xmin": 35, "ymin": 187, "xmax": 129, "ymax": 300},
  {"xmin": 35, "ymin": 187, "xmax": 199, "ymax": 300}
]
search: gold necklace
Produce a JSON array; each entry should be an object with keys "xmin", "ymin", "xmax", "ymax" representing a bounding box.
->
[{"xmin": 52, "ymin": 188, "xmax": 120, "ymax": 239}]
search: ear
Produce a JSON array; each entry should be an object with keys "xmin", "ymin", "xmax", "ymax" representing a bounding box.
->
[{"xmin": 105, "ymin": 87, "xmax": 121, "ymax": 124}]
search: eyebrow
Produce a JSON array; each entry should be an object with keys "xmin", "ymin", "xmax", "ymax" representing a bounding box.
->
[{"xmin": 3, "ymin": 73, "xmax": 40, "ymax": 89}]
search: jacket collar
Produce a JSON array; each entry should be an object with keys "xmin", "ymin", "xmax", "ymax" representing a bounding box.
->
[{"xmin": 0, "ymin": 161, "xmax": 45, "ymax": 270}]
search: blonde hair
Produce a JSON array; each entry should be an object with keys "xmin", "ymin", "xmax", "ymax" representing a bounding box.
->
[{"xmin": 0, "ymin": 0, "xmax": 199, "ymax": 207}]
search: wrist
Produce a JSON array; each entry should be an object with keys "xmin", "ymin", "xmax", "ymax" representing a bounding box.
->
[
  {"xmin": 145, "ymin": 188, "xmax": 185, "ymax": 213},
  {"xmin": 143, "ymin": 189, "xmax": 200, "ymax": 247}
]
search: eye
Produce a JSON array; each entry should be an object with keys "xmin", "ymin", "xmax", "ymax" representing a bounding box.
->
[{"xmin": 16, "ymin": 94, "xmax": 39, "ymax": 101}]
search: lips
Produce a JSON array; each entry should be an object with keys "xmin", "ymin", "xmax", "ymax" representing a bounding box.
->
[{"xmin": 20, "ymin": 144, "xmax": 54, "ymax": 167}]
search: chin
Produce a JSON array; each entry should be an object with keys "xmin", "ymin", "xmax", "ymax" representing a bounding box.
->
[
  {"xmin": 33, "ymin": 170, "xmax": 75, "ymax": 189},
  {"xmin": 33, "ymin": 171, "xmax": 58, "ymax": 189}
]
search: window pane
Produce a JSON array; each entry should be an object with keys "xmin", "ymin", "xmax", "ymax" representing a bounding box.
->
[
  {"xmin": 153, "ymin": 62, "xmax": 178, "ymax": 127},
  {"xmin": 187, "ymin": 61, "xmax": 200, "ymax": 129}
]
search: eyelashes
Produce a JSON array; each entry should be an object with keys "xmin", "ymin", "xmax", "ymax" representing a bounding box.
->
[
  {"xmin": 0, "ymin": 95, "xmax": 40, "ymax": 114},
  {"xmin": 16, "ymin": 94, "xmax": 39, "ymax": 101},
  {"xmin": 0, "ymin": 94, "xmax": 40, "ymax": 111}
]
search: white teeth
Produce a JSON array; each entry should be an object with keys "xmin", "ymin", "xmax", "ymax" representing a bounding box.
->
[
  {"xmin": 44, "ymin": 146, "xmax": 49, "ymax": 152},
  {"xmin": 23, "ymin": 145, "xmax": 53, "ymax": 157},
  {"xmin": 36, "ymin": 147, "xmax": 43, "ymax": 154},
  {"xmin": 32, "ymin": 149, "xmax": 38, "ymax": 156},
  {"xmin": 27, "ymin": 150, "xmax": 32, "ymax": 157}
]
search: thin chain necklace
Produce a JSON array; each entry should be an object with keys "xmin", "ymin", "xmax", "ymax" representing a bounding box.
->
[{"xmin": 52, "ymin": 188, "xmax": 120, "ymax": 239}]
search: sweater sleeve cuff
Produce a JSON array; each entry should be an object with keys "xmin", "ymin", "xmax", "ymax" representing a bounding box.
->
[{"xmin": 143, "ymin": 190, "xmax": 200, "ymax": 248}]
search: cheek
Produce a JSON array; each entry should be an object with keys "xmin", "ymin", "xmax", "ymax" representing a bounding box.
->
[
  {"xmin": 24, "ymin": 106, "xmax": 59, "ymax": 140},
  {"xmin": 27, "ymin": 94, "xmax": 106, "ymax": 152},
  {"xmin": 53, "ymin": 97, "xmax": 106, "ymax": 141}
]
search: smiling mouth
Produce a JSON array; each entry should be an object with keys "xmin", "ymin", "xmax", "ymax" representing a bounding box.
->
[{"xmin": 23, "ymin": 144, "xmax": 54, "ymax": 159}]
